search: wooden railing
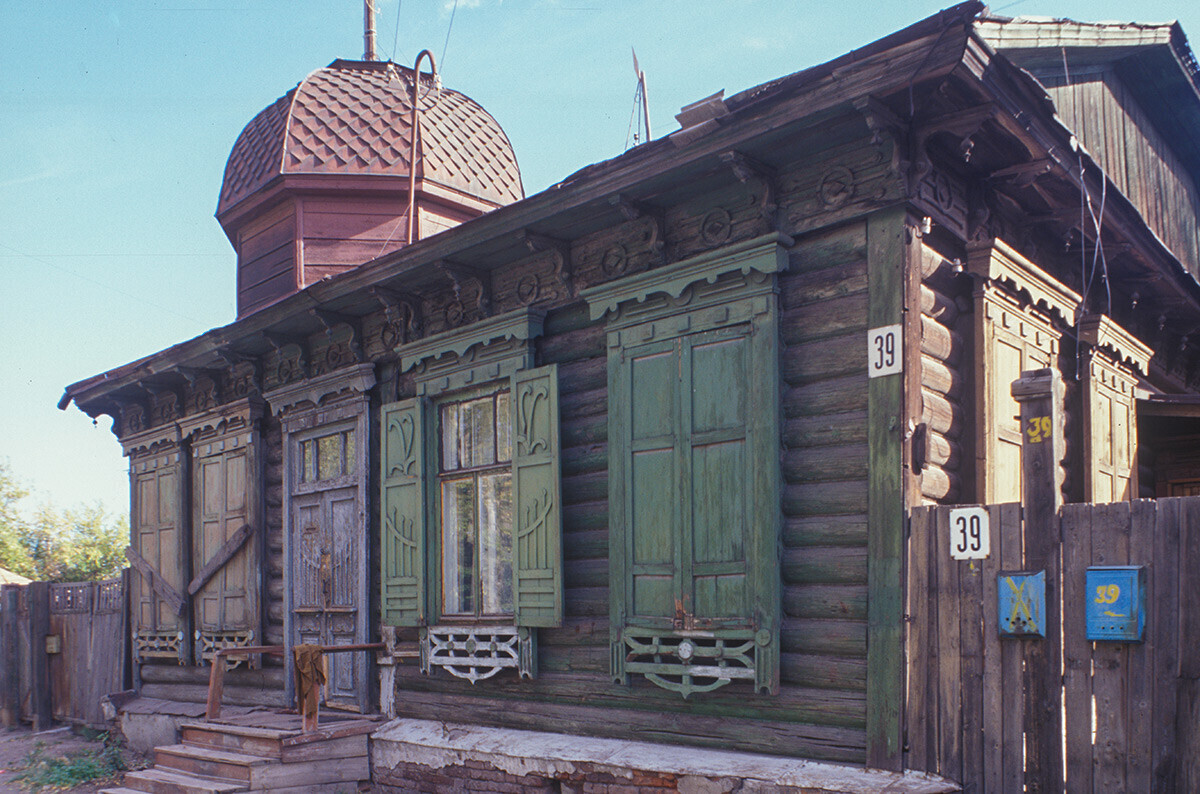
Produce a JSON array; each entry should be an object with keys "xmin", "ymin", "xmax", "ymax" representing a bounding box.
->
[{"xmin": 205, "ymin": 643, "xmax": 393, "ymax": 730}]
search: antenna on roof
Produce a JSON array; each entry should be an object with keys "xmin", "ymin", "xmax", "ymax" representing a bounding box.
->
[
  {"xmin": 364, "ymin": 0, "xmax": 378, "ymax": 61},
  {"xmin": 625, "ymin": 48, "xmax": 652, "ymax": 150}
]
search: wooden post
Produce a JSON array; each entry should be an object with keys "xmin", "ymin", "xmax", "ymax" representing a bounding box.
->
[
  {"xmin": 27, "ymin": 581, "xmax": 53, "ymax": 732},
  {"xmin": 1, "ymin": 586, "xmax": 19, "ymax": 727},
  {"xmin": 1011, "ymin": 368, "xmax": 1063, "ymax": 793},
  {"xmin": 865, "ymin": 206, "xmax": 909, "ymax": 770}
]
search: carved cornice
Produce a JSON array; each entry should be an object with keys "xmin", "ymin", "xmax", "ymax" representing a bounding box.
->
[
  {"xmin": 967, "ymin": 238, "xmax": 1080, "ymax": 325},
  {"xmin": 581, "ymin": 232, "xmax": 793, "ymax": 321},
  {"xmin": 397, "ymin": 308, "xmax": 546, "ymax": 374},
  {"xmin": 262, "ymin": 363, "xmax": 376, "ymax": 417},
  {"xmin": 178, "ymin": 396, "xmax": 264, "ymax": 442},
  {"xmin": 120, "ymin": 423, "xmax": 182, "ymax": 459},
  {"xmin": 1079, "ymin": 314, "xmax": 1153, "ymax": 376}
]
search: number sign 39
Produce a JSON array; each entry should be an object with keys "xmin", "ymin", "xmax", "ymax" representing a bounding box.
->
[
  {"xmin": 949, "ymin": 506, "xmax": 990, "ymax": 560},
  {"xmin": 867, "ymin": 324, "xmax": 902, "ymax": 378}
]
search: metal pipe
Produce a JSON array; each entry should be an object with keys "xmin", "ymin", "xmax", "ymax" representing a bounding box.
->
[
  {"xmin": 364, "ymin": 0, "xmax": 377, "ymax": 61},
  {"xmin": 406, "ymin": 50, "xmax": 438, "ymax": 246}
]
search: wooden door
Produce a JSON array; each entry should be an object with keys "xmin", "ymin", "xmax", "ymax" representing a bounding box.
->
[{"xmin": 288, "ymin": 422, "xmax": 367, "ymax": 710}]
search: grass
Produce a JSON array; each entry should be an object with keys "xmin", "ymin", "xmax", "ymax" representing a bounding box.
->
[{"xmin": 10, "ymin": 731, "xmax": 126, "ymax": 792}]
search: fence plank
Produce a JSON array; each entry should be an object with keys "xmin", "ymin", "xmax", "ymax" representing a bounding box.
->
[
  {"xmin": 935, "ymin": 506, "xmax": 962, "ymax": 783},
  {"xmin": 1177, "ymin": 498, "xmax": 1200, "ymax": 790},
  {"xmin": 959, "ymin": 523, "xmax": 985, "ymax": 794},
  {"xmin": 1062, "ymin": 502, "xmax": 1093, "ymax": 794},
  {"xmin": 27, "ymin": 581, "xmax": 52, "ymax": 732},
  {"xmin": 999, "ymin": 502, "xmax": 1024, "ymax": 793},
  {"xmin": 1151, "ymin": 498, "xmax": 1180, "ymax": 792},
  {"xmin": 1091, "ymin": 500, "xmax": 1130, "ymax": 793},
  {"xmin": 0, "ymin": 586, "xmax": 19, "ymax": 728},
  {"xmin": 1125, "ymin": 499, "xmax": 1156, "ymax": 792},
  {"xmin": 905, "ymin": 506, "xmax": 933, "ymax": 773},
  {"xmin": 980, "ymin": 502, "xmax": 1007, "ymax": 794}
]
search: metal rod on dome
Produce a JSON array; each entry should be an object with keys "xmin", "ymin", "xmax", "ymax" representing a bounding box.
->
[
  {"xmin": 364, "ymin": 0, "xmax": 378, "ymax": 61},
  {"xmin": 406, "ymin": 50, "xmax": 437, "ymax": 246}
]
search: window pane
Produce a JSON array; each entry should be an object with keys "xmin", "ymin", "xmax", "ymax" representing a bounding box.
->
[
  {"xmin": 441, "ymin": 478, "xmax": 476, "ymax": 615},
  {"xmin": 463, "ymin": 397, "xmax": 495, "ymax": 467},
  {"xmin": 478, "ymin": 472, "xmax": 513, "ymax": 615},
  {"xmin": 317, "ymin": 433, "xmax": 341, "ymax": 480},
  {"xmin": 343, "ymin": 431, "xmax": 356, "ymax": 475},
  {"xmin": 496, "ymin": 391, "xmax": 511, "ymax": 463},
  {"xmin": 301, "ymin": 441, "xmax": 315, "ymax": 483}
]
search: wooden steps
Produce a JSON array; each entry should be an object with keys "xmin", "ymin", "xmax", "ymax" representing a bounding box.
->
[{"xmin": 101, "ymin": 716, "xmax": 374, "ymax": 794}]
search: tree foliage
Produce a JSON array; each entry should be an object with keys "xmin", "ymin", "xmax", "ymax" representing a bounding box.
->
[{"xmin": 0, "ymin": 460, "xmax": 127, "ymax": 583}]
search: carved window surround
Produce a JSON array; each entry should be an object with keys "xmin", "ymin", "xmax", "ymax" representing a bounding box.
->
[
  {"xmin": 263, "ymin": 362, "xmax": 377, "ymax": 419},
  {"xmin": 420, "ymin": 625, "xmax": 536, "ymax": 682},
  {"xmin": 397, "ymin": 308, "xmax": 544, "ymax": 397},
  {"xmin": 1079, "ymin": 314, "xmax": 1152, "ymax": 376},
  {"xmin": 967, "ymin": 238, "xmax": 1080, "ymax": 324},
  {"xmin": 580, "ymin": 231, "xmax": 793, "ymax": 322}
]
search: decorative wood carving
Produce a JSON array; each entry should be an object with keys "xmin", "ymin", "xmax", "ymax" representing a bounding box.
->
[
  {"xmin": 372, "ymin": 286, "xmax": 422, "ymax": 349},
  {"xmin": 719, "ymin": 150, "xmax": 778, "ymax": 229},
  {"xmin": 262, "ymin": 362, "xmax": 376, "ymax": 417}
]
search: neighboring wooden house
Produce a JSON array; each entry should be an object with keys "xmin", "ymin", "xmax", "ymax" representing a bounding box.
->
[{"xmin": 58, "ymin": 2, "xmax": 1200, "ymax": 789}]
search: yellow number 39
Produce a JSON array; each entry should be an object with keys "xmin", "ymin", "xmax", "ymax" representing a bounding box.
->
[
  {"xmin": 1094, "ymin": 584, "xmax": 1120, "ymax": 604},
  {"xmin": 1026, "ymin": 416, "xmax": 1052, "ymax": 443}
]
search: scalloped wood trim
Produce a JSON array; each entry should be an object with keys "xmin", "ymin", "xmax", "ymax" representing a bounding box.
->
[
  {"xmin": 397, "ymin": 308, "xmax": 546, "ymax": 374},
  {"xmin": 967, "ymin": 238, "xmax": 1080, "ymax": 324},
  {"xmin": 1078, "ymin": 313, "xmax": 1153, "ymax": 375},
  {"xmin": 263, "ymin": 363, "xmax": 376, "ymax": 416},
  {"xmin": 580, "ymin": 232, "xmax": 793, "ymax": 321}
]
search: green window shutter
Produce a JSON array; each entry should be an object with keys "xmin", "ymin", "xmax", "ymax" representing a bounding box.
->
[
  {"xmin": 380, "ymin": 398, "xmax": 426, "ymax": 626},
  {"xmin": 511, "ymin": 364, "xmax": 563, "ymax": 627}
]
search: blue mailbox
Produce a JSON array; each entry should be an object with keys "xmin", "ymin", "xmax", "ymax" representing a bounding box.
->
[
  {"xmin": 1085, "ymin": 566, "xmax": 1146, "ymax": 642},
  {"xmin": 998, "ymin": 570, "xmax": 1046, "ymax": 637}
]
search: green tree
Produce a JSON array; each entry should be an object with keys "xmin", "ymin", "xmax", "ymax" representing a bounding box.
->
[
  {"xmin": 0, "ymin": 459, "xmax": 127, "ymax": 582},
  {"xmin": 0, "ymin": 461, "xmax": 35, "ymax": 578}
]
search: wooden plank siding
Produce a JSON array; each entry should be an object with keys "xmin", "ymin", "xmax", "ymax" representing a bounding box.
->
[{"xmin": 1039, "ymin": 70, "xmax": 1200, "ymax": 280}]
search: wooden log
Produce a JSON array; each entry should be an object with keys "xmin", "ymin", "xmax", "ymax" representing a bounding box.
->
[
  {"xmin": 562, "ymin": 501, "xmax": 608, "ymax": 534},
  {"xmin": 559, "ymin": 386, "xmax": 607, "ymax": 420},
  {"xmin": 921, "ymin": 314, "xmax": 965, "ymax": 367},
  {"xmin": 562, "ymin": 527, "xmax": 606, "ymax": 561},
  {"xmin": 783, "ymin": 374, "xmax": 868, "ymax": 419},
  {"xmin": 781, "ymin": 546, "xmax": 867, "ymax": 586},
  {"xmin": 782, "ymin": 480, "xmax": 868, "ymax": 517},
  {"xmin": 783, "ymin": 444, "xmax": 867, "ymax": 482},
  {"xmin": 919, "ymin": 466, "xmax": 960, "ymax": 503},
  {"xmin": 139, "ymin": 662, "xmax": 286, "ymax": 687},
  {"xmin": 139, "ymin": 682, "xmax": 288, "ymax": 708},
  {"xmin": 782, "ymin": 332, "xmax": 863, "ymax": 386},
  {"xmin": 538, "ymin": 324, "xmax": 605, "ymax": 363},
  {"xmin": 780, "ymin": 260, "xmax": 868, "ymax": 308},
  {"xmin": 561, "ymin": 414, "xmax": 606, "ymax": 447},
  {"xmin": 920, "ymin": 282, "xmax": 960, "ymax": 326},
  {"xmin": 563, "ymin": 558, "xmax": 607, "ymax": 589},
  {"xmin": 560, "ymin": 443, "xmax": 608, "ymax": 478},
  {"xmin": 561, "ymin": 470, "xmax": 607, "ymax": 506},
  {"xmin": 926, "ymin": 429, "xmax": 961, "ymax": 470},
  {"xmin": 781, "ymin": 619, "xmax": 866, "ymax": 658},
  {"xmin": 564, "ymin": 586, "xmax": 608, "ymax": 617},
  {"xmin": 783, "ymin": 583, "xmax": 867, "ymax": 621},
  {"xmin": 921, "ymin": 387, "xmax": 964, "ymax": 438},
  {"xmin": 920, "ymin": 353, "xmax": 965, "ymax": 400},
  {"xmin": 790, "ymin": 220, "xmax": 867, "ymax": 271},
  {"xmin": 781, "ymin": 652, "xmax": 866, "ymax": 692},
  {"xmin": 555, "ymin": 355, "xmax": 607, "ymax": 393},
  {"xmin": 782, "ymin": 292, "xmax": 868, "ymax": 346},
  {"xmin": 783, "ymin": 514, "xmax": 868, "ymax": 548},
  {"xmin": 784, "ymin": 411, "xmax": 868, "ymax": 449}
]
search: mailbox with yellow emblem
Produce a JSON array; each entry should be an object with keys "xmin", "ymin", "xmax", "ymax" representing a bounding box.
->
[
  {"xmin": 997, "ymin": 570, "xmax": 1046, "ymax": 637},
  {"xmin": 1085, "ymin": 566, "xmax": 1146, "ymax": 642}
]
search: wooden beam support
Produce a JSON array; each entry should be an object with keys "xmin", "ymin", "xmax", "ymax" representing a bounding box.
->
[
  {"xmin": 188, "ymin": 524, "xmax": 257, "ymax": 597},
  {"xmin": 27, "ymin": 581, "xmax": 52, "ymax": 732},
  {"xmin": 125, "ymin": 545, "xmax": 186, "ymax": 616},
  {"xmin": 866, "ymin": 205, "xmax": 908, "ymax": 770},
  {"xmin": 1012, "ymin": 368, "xmax": 1064, "ymax": 793}
]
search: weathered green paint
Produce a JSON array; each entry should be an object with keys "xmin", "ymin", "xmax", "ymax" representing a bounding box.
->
[
  {"xmin": 380, "ymin": 398, "xmax": 426, "ymax": 626},
  {"xmin": 512, "ymin": 364, "xmax": 564, "ymax": 627},
  {"xmin": 600, "ymin": 240, "xmax": 786, "ymax": 697},
  {"xmin": 865, "ymin": 205, "xmax": 907, "ymax": 770}
]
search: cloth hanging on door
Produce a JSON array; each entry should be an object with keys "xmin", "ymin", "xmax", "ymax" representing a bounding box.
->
[{"xmin": 293, "ymin": 644, "xmax": 326, "ymax": 720}]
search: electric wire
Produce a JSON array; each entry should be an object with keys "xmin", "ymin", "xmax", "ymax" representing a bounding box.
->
[
  {"xmin": 440, "ymin": 0, "xmax": 460, "ymax": 73},
  {"xmin": 390, "ymin": 0, "xmax": 403, "ymax": 62}
]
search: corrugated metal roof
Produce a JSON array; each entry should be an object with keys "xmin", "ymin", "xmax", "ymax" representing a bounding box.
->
[{"xmin": 216, "ymin": 59, "xmax": 522, "ymax": 217}]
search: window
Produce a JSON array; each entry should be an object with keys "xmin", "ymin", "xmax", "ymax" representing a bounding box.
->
[
  {"xmin": 379, "ymin": 309, "xmax": 562, "ymax": 680},
  {"xmin": 582, "ymin": 234, "xmax": 788, "ymax": 697},
  {"xmin": 437, "ymin": 388, "xmax": 513, "ymax": 617},
  {"xmin": 299, "ymin": 429, "xmax": 356, "ymax": 483}
]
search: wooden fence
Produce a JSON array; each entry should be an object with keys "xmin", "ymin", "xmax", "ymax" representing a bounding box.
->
[
  {"xmin": 907, "ymin": 499, "xmax": 1200, "ymax": 792},
  {"xmin": 0, "ymin": 573, "xmax": 129, "ymax": 730}
]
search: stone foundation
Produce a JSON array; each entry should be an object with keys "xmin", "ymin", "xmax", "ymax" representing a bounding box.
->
[{"xmin": 370, "ymin": 719, "xmax": 958, "ymax": 794}]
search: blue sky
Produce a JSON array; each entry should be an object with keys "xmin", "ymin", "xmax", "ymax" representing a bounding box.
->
[{"xmin": 4, "ymin": 0, "xmax": 1200, "ymax": 518}]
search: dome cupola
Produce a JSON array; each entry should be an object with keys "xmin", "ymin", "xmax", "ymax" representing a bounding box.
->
[{"xmin": 217, "ymin": 59, "xmax": 522, "ymax": 318}]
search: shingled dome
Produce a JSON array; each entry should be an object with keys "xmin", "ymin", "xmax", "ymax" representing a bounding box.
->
[
  {"xmin": 216, "ymin": 59, "xmax": 523, "ymax": 318},
  {"xmin": 218, "ymin": 59, "xmax": 522, "ymax": 216}
]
